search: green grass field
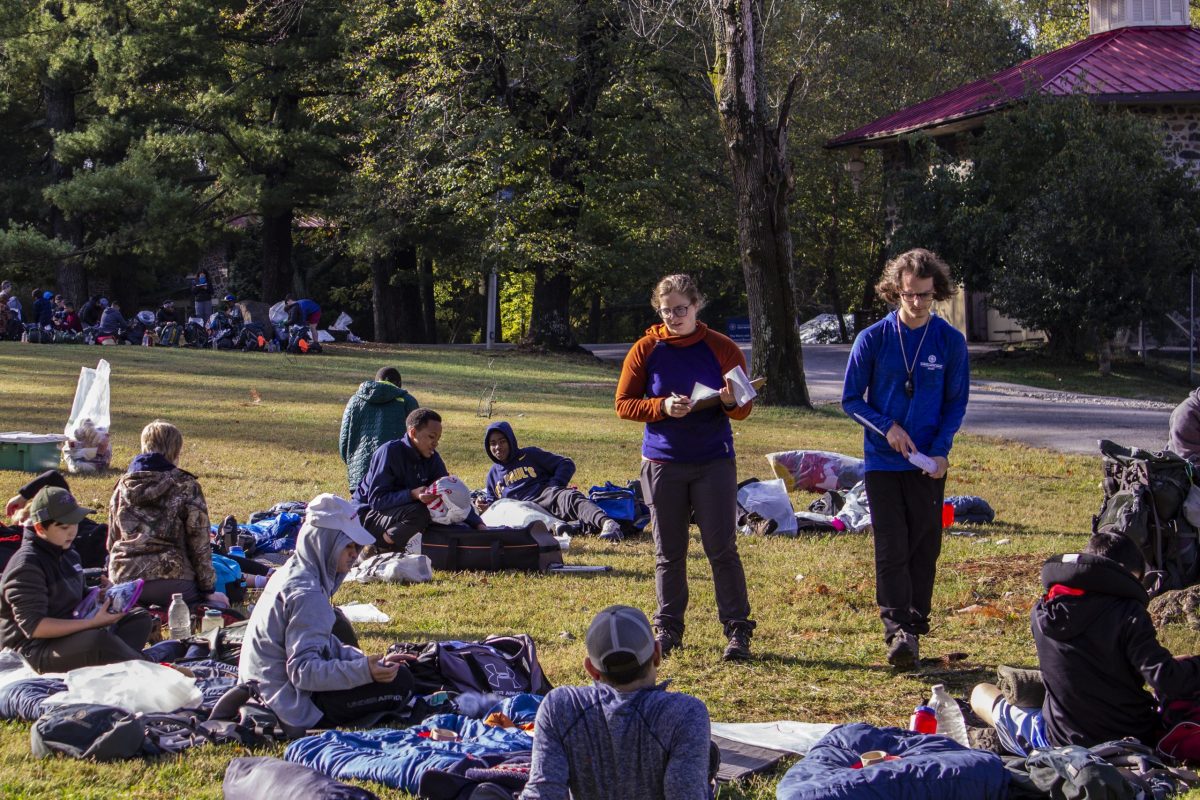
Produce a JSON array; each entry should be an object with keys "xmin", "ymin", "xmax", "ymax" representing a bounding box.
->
[{"xmin": 0, "ymin": 341, "xmax": 1193, "ymax": 799}]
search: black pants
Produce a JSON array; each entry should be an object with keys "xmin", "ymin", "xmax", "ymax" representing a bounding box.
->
[
  {"xmin": 312, "ymin": 665, "xmax": 415, "ymax": 727},
  {"xmin": 641, "ymin": 458, "xmax": 753, "ymax": 639},
  {"xmin": 362, "ymin": 503, "xmax": 432, "ymax": 551},
  {"xmin": 23, "ymin": 609, "xmax": 155, "ymax": 674},
  {"xmin": 527, "ymin": 486, "xmax": 609, "ymax": 532},
  {"xmin": 864, "ymin": 470, "xmax": 946, "ymax": 641}
]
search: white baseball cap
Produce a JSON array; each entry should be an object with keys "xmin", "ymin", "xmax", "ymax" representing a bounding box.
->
[{"xmin": 304, "ymin": 493, "xmax": 374, "ymax": 546}]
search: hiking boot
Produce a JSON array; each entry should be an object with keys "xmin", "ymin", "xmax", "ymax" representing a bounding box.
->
[
  {"xmin": 655, "ymin": 627, "xmax": 683, "ymax": 659},
  {"xmin": 723, "ymin": 627, "xmax": 753, "ymax": 662},
  {"xmin": 219, "ymin": 515, "xmax": 239, "ymax": 551},
  {"xmin": 886, "ymin": 631, "xmax": 919, "ymax": 670},
  {"xmin": 599, "ymin": 519, "xmax": 624, "ymax": 542}
]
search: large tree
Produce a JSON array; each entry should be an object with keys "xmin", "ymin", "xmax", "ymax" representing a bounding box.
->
[{"xmin": 892, "ymin": 95, "xmax": 1200, "ymax": 373}]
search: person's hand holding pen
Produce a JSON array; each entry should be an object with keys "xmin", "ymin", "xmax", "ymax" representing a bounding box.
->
[{"xmin": 663, "ymin": 392, "xmax": 692, "ymax": 418}]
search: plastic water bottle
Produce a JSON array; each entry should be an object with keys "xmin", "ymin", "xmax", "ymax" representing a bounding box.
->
[
  {"xmin": 930, "ymin": 684, "xmax": 969, "ymax": 746},
  {"xmin": 200, "ymin": 608, "xmax": 224, "ymax": 635},
  {"xmin": 168, "ymin": 593, "xmax": 191, "ymax": 640},
  {"xmin": 909, "ymin": 704, "xmax": 938, "ymax": 734},
  {"xmin": 142, "ymin": 329, "xmax": 151, "ymax": 346}
]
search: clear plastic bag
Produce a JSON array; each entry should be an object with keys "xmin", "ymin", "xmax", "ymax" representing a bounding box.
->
[
  {"xmin": 43, "ymin": 660, "xmax": 202, "ymax": 713},
  {"xmin": 62, "ymin": 359, "xmax": 112, "ymax": 474},
  {"xmin": 337, "ymin": 602, "xmax": 390, "ymax": 623},
  {"xmin": 345, "ymin": 553, "xmax": 433, "ymax": 584},
  {"xmin": 737, "ymin": 479, "xmax": 797, "ymax": 535}
]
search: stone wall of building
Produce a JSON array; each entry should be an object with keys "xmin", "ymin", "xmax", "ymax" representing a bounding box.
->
[{"xmin": 1133, "ymin": 105, "xmax": 1200, "ymax": 178}]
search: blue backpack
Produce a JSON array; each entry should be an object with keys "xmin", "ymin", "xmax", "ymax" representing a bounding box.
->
[
  {"xmin": 588, "ymin": 482, "xmax": 649, "ymax": 531},
  {"xmin": 212, "ymin": 554, "xmax": 246, "ymax": 602}
]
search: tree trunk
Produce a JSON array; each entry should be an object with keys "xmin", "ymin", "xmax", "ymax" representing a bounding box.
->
[
  {"xmin": 528, "ymin": 266, "xmax": 575, "ymax": 348},
  {"xmin": 395, "ymin": 247, "xmax": 425, "ymax": 342},
  {"xmin": 419, "ymin": 255, "xmax": 436, "ymax": 343},
  {"xmin": 43, "ymin": 79, "xmax": 86, "ymax": 302},
  {"xmin": 260, "ymin": 205, "xmax": 293, "ymax": 302},
  {"xmin": 370, "ymin": 255, "xmax": 402, "ymax": 343},
  {"xmin": 587, "ymin": 291, "xmax": 601, "ymax": 343},
  {"xmin": 712, "ymin": 0, "xmax": 810, "ymax": 406}
]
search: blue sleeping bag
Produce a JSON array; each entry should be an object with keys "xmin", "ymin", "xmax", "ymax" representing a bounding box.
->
[
  {"xmin": 210, "ymin": 512, "xmax": 302, "ymax": 554},
  {"xmin": 776, "ymin": 723, "xmax": 1007, "ymax": 800},
  {"xmin": 285, "ymin": 694, "xmax": 540, "ymax": 793}
]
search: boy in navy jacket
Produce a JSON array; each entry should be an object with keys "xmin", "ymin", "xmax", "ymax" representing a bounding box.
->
[
  {"xmin": 354, "ymin": 408, "xmax": 484, "ymax": 551},
  {"xmin": 479, "ymin": 421, "xmax": 623, "ymax": 541}
]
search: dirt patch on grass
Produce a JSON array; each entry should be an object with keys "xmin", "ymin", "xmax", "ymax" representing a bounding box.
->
[{"xmin": 951, "ymin": 553, "xmax": 1043, "ymax": 583}]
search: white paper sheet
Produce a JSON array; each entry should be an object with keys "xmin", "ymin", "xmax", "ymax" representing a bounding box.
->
[{"xmin": 690, "ymin": 366, "xmax": 757, "ymax": 407}]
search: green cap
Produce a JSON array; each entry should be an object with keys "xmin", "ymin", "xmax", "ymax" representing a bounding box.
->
[{"xmin": 27, "ymin": 487, "xmax": 92, "ymax": 525}]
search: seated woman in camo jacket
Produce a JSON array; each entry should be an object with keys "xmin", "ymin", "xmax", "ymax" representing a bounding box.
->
[{"xmin": 107, "ymin": 421, "xmax": 228, "ymax": 609}]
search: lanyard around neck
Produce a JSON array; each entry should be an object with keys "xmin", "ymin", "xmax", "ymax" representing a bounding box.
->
[{"xmin": 897, "ymin": 314, "xmax": 931, "ymax": 398}]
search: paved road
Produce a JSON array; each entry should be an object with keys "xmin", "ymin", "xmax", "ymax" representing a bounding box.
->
[{"xmin": 583, "ymin": 343, "xmax": 1173, "ymax": 455}]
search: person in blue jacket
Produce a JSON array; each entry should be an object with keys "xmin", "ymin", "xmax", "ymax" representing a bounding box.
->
[
  {"xmin": 478, "ymin": 421, "xmax": 623, "ymax": 541},
  {"xmin": 353, "ymin": 408, "xmax": 485, "ymax": 552},
  {"xmin": 31, "ymin": 289, "xmax": 52, "ymax": 328},
  {"xmin": 284, "ymin": 294, "xmax": 321, "ymax": 341},
  {"xmin": 842, "ymin": 248, "xmax": 969, "ymax": 670}
]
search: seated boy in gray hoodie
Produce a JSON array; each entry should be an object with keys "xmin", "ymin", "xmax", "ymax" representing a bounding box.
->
[{"xmin": 238, "ymin": 493, "xmax": 414, "ymax": 731}]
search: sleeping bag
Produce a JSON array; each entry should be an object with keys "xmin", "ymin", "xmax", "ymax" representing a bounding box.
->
[
  {"xmin": 285, "ymin": 694, "xmax": 540, "ymax": 793},
  {"xmin": 775, "ymin": 723, "xmax": 1007, "ymax": 800}
]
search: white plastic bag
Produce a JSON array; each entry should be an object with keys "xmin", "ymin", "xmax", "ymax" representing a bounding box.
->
[
  {"xmin": 427, "ymin": 475, "xmax": 472, "ymax": 524},
  {"xmin": 268, "ymin": 301, "xmax": 289, "ymax": 325},
  {"xmin": 62, "ymin": 359, "xmax": 112, "ymax": 474},
  {"xmin": 43, "ymin": 661, "xmax": 202, "ymax": 713},
  {"xmin": 345, "ymin": 553, "xmax": 433, "ymax": 584},
  {"xmin": 329, "ymin": 312, "xmax": 353, "ymax": 331},
  {"xmin": 834, "ymin": 481, "xmax": 873, "ymax": 532},
  {"xmin": 337, "ymin": 602, "xmax": 390, "ymax": 623},
  {"xmin": 737, "ymin": 479, "xmax": 797, "ymax": 535},
  {"xmin": 766, "ymin": 450, "xmax": 864, "ymax": 493},
  {"xmin": 481, "ymin": 498, "xmax": 565, "ymax": 529}
]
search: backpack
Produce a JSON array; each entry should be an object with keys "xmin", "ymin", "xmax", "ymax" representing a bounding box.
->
[
  {"xmin": 24, "ymin": 324, "xmax": 50, "ymax": 344},
  {"xmin": 401, "ymin": 635, "xmax": 552, "ymax": 698},
  {"xmin": 1093, "ymin": 439, "xmax": 1199, "ymax": 596},
  {"xmin": 588, "ymin": 481, "xmax": 649, "ymax": 530},
  {"xmin": 1159, "ymin": 698, "xmax": 1200, "ymax": 763},
  {"xmin": 30, "ymin": 704, "xmax": 246, "ymax": 760},
  {"xmin": 183, "ymin": 321, "xmax": 209, "ymax": 348},
  {"xmin": 156, "ymin": 322, "xmax": 181, "ymax": 347},
  {"xmin": 211, "ymin": 554, "xmax": 247, "ymax": 604},
  {"xmin": 234, "ymin": 322, "xmax": 268, "ymax": 352},
  {"xmin": 286, "ymin": 324, "xmax": 321, "ymax": 354}
]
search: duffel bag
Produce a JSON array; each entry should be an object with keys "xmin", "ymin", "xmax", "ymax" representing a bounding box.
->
[{"xmin": 421, "ymin": 521, "xmax": 562, "ymax": 572}]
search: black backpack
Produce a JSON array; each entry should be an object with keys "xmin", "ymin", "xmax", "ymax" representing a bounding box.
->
[
  {"xmin": 286, "ymin": 324, "xmax": 321, "ymax": 354},
  {"xmin": 183, "ymin": 320, "xmax": 209, "ymax": 348},
  {"xmin": 1093, "ymin": 439, "xmax": 1199, "ymax": 596},
  {"xmin": 234, "ymin": 322, "xmax": 268, "ymax": 352}
]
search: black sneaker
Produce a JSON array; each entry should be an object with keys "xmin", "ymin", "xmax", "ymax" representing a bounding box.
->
[
  {"xmin": 723, "ymin": 628, "xmax": 752, "ymax": 662},
  {"xmin": 655, "ymin": 627, "xmax": 683, "ymax": 659},
  {"xmin": 886, "ymin": 631, "xmax": 919, "ymax": 670}
]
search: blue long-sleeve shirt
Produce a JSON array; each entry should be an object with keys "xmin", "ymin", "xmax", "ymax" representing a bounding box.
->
[
  {"xmin": 520, "ymin": 682, "xmax": 712, "ymax": 800},
  {"xmin": 842, "ymin": 311, "xmax": 969, "ymax": 471}
]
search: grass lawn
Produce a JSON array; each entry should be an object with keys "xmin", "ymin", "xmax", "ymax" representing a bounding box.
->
[
  {"xmin": 0, "ymin": 341, "xmax": 1194, "ymax": 799},
  {"xmin": 970, "ymin": 346, "xmax": 1196, "ymax": 403}
]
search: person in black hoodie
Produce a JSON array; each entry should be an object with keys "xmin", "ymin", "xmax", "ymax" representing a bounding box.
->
[
  {"xmin": 972, "ymin": 532, "xmax": 1200, "ymax": 755},
  {"xmin": 478, "ymin": 420, "xmax": 623, "ymax": 541},
  {"xmin": 353, "ymin": 408, "xmax": 484, "ymax": 551},
  {"xmin": 4, "ymin": 470, "xmax": 109, "ymax": 570},
  {"xmin": 0, "ymin": 487, "xmax": 153, "ymax": 673}
]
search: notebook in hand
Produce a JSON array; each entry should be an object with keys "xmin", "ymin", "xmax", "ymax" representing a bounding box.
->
[{"xmin": 73, "ymin": 579, "xmax": 144, "ymax": 619}]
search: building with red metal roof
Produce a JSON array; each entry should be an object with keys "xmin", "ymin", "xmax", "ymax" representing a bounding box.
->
[{"xmin": 828, "ymin": 0, "xmax": 1198, "ymax": 341}]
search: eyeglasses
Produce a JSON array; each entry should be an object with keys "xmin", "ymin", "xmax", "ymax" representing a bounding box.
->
[
  {"xmin": 657, "ymin": 304, "xmax": 691, "ymax": 319},
  {"xmin": 899, "ymin": 292, "xmax": 934, "ymax": 303}
]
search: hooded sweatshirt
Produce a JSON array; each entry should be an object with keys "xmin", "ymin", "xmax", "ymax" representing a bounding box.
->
[
  {"xmin": 615, "ymin": 322, "xmax": 752, "ymax": 463},
  {"xmin": 353, "ymin": 434, "xmax": 483, "ymax": 527},
  {"xmin": 0, "ymin": 529, "xmax": 85, "ymax": 654},
  {"xmin": 483, "ymin": 421, "xmax": 574, "ymax": 502},
  {"xmin": 97, "ymin": 306, "xmax": 127, "ymax": 335},
  {"xmin": 339, "ymin": 380, "xmax": 420, "ymax": 492},
  {"xmin": 1033, "ymin": 553, "xmax": 1200, "ymax": 747},
  {"xmin": 237, "ymin": 521, "xmax": 371, "ymax": 729},
  {"xmin": 107, "ymin": 453, "xmax": 215, "ymax": 592}
]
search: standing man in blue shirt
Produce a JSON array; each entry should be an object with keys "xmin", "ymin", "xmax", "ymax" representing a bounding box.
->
[{"xmin": 842, "ymin": 248, "xmax": 969, "ymax": 670}]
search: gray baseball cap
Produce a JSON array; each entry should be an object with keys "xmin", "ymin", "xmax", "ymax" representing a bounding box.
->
[{"xmin": 586, "ymin": 605, "xmax": 656, "ymax": 673}]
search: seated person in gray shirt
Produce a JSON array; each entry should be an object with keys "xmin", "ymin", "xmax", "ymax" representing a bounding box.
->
[{"xmin": 520, "ymin": 605, "xmax": 714, "ymax": 800}]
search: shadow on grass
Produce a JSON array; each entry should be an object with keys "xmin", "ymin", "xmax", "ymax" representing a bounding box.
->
[{"xmin": 751, "ymin": 653, "xmax": 896, "ymax": 673}]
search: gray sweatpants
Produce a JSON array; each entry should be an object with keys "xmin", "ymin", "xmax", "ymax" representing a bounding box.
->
[{"xmin": 641, "ymin": 458, "xmax": 753, "ymax": 639}]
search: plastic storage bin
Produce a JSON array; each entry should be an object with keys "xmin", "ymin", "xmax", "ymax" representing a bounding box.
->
[{"xmin": 0, "ymin": 432, "xmax": 67, "ymax": 472}]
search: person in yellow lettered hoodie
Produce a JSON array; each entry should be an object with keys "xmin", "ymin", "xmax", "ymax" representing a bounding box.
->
[{"xmin": 477, "ymin": 421, "xmax": 624, "ymax": 542}]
